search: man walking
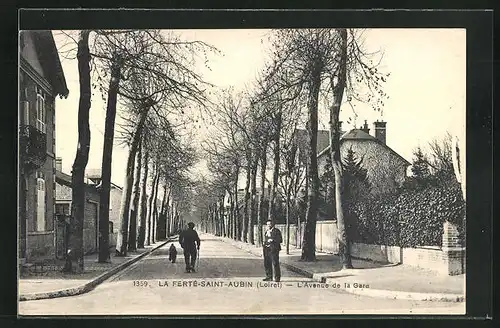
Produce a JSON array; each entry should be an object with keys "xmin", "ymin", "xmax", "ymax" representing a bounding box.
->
[
  {"xmin": 263, "ymin": 220, "xmax": 283, "ymax": 282},
  {"xmin": 179, "ymin": 222, "xmax": 201, "ymax": 273}
]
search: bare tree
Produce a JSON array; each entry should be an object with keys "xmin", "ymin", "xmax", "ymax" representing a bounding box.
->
[
  {"xmin": 87, "ymin": 29, "xmax": 219, "ymax": 259},
  {"xmin": 128, "ymin": 137, "xmax": 142, "ymax": 252},
  {"xmin": 65, "ymin": 30, "xmax": 91, "ymax": 272}
]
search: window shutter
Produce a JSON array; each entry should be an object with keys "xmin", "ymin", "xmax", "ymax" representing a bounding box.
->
[
  {"xmin": 22, "ymin": 101, "xmax": 30, "ymax": 126},
  {"xmin": 36, "ymin": 178, "xmax": 46, "ymax": 231}
]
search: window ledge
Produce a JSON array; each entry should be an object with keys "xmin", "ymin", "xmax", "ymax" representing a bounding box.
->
[{"xmin": 28, "ymin": 231, "xmax": 54, "ymax": 236}]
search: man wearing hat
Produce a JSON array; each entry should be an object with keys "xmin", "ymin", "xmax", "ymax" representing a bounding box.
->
[
  {"xmin": 263, "ymin": 220, "xmax": 283, "ymax": 282},
  {"xmin": 179, "ymin": 222, "xmax": 201, "ymax": 273}
]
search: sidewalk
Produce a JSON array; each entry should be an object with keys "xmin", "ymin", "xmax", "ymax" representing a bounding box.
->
[
  {"xmin": 19, "ymin": 237, "xmax": 177, "ymax": 301},
  {"xmin": 213, "ymin": 234, "xmax": 465, "ymax": 302}
]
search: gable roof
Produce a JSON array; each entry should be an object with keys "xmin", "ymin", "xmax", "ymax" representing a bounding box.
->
[
  {"xmin": 22, "ymin": 31, "xmax": 69, "ymax": 98},
  {"xmin": 55, "ymin": 170, "xmax": 102, "ymax": 191},
  {"xmin": 294, "ymin": 129, "xmax": 346, "ymax": 162},
  {"xmin": 317, "ymin": 129, "xmax": 411, "ymax": 166},
  {"xmin": 85, "ymin": 169, "xmax": 123, "ymax": 191}
]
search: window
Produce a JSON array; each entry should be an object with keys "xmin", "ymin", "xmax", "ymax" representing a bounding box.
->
[
  {"xmin": 55, "ymin": 203, "xmax": 70, "ymax": 216},
  {"xmin": 36, "ymin": 87, "xmax": 46, "ymax": 133},
  {"xmin": 36, "ymin": 177, "xmax": 46, "ymax": 231}
]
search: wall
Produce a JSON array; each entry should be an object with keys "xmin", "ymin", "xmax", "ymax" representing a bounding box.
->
[
  {"xmin": 253, "ymin": 220, "xmax": 338, "ymax": 254},
  {"xmin": 351, "ymin": 242, "xmax": 402, "ymax": 263},
  {"xmin": 20, "ymin": 59, "xmax": 57, "ymax": 261},
  {"xmin": 27, "ymin": 231, "xmax": 55, "ymax": 259},
  {"xmin": 109, "ymin": 187, "xmax": 123, "ymax": 234},
  {"xmin": 55, "ymin": 181, "xmax": 100, "ymax": 255},
  {"xmin": 253, "ymin": 220, "xmax": 465, "ymax": 275},
  {"xmin": 349, "ymin": 221, "xmax": 465, "ymax": 276}
]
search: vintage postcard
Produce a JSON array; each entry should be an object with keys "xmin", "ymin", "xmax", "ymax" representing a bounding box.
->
[{"xmin": 17, "ymin": 25, "xmax": 466, "ymax": 316}]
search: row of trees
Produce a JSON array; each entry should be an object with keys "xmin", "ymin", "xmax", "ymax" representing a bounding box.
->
[
  {"xmin": 62, "ymin": 30, "xmax": 216, "ymax": 272},
  {"xmin": 197, "ymin": 28, "xmax": 389, "ymax": 268}
]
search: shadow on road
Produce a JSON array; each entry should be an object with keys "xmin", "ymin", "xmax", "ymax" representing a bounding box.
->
[{"xmin": 113, "ymin": 245, "xmax": 304, "ymax": 281}]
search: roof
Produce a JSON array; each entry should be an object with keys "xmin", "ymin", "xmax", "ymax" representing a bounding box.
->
[
  {"xmin": 26, "ymin": 31, "xmax": 69, "ymax": 98},
  {"xmin": 317, "ymin": 129, "xmax": 411, "ymax": 166},
  {"xmin": 55, "ymin": 170, "xmax": 72, "ymax": 186},
  {"xmin": 294, "ymin": 129, "xmax": 346, "ymax": 162},
  {"xmin": 56, "ymin": 170, "xmax": 101, "ymax": 190},
  {"xmin": 84, "ymin": 168, "xmax": 123, "ymax": 190}
]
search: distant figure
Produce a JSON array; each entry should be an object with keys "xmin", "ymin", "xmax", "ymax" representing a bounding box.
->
[
  {"xmin": 263, "ymin": 220, "xmax": 283, "ymax": 282},
  {"xmin": 168, "ymin": 244, "xmax": 177, "ymax": 263},
  {"xmin": 179, "ymin": 222, "xmax": 201, "ymax": 273}
]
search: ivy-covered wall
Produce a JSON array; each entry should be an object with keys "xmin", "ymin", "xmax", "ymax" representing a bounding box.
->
[{"xmin": 350, "ymin": 180, "xmax": 465, "ymax": 247}]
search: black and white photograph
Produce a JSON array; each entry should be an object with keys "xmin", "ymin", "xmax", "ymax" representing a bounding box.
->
[{"xmin": 17, "ymin": 22, "xmax": 468, "ymax": 316}]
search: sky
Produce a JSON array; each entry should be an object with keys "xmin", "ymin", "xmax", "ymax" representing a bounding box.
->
[{"xmin": 53, "ymin": 29, "xmax": 466, "ymax": 188}]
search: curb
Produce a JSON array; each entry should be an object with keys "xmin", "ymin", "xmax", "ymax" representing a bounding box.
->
[
  {"xmin": 216, "ymin": 236, "xmax": 464, "ymax": 303},
  {"xmin": 19, "ymin": 237, "xmax": 176, "ymax": 302}
]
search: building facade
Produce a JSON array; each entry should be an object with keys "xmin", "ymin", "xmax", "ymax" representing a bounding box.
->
[{"xmin": 19, "ymin": 30, "xmax": 69, "ymax": 262}]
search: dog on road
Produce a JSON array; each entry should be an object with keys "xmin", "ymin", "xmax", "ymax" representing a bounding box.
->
[{"xmin": 168, "ymin": 244, "xmax": 177, "ymax": 263}]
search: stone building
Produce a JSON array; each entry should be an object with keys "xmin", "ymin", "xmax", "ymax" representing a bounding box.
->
[{"xmin": 18, "ymin": 30, "xmax": 69, "ymax": 262}]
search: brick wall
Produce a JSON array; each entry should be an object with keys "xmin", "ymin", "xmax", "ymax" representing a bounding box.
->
[
  {"xmin": 55, "ymin": 182, "xmax": 101, "ymax": 255},
  {"xmin": 350, "ymin": 221, "xmax": 465, "ymax": 275}
]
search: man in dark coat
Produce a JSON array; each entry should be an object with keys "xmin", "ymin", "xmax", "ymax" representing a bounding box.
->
[
  {"xmin": 262, "ymin": 220, "xmax": 283, "ymax": 282},
  {"xmin": 179, "ymin": 222, "xmax": 201, "ymax": 273}
]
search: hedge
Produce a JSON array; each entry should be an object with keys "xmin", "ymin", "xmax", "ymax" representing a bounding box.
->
[{"xmin": 349, "ymin": 180, "xmax": 465, "ymax": 247}]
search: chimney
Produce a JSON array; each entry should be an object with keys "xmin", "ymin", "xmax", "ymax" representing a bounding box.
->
[
  {"xmin": 361, "ymin": 120, "xmax": 370, "ymax": 134},
  {"xmin": 374, "ymin": 120, "xmax": 387, "ymax": 144},
  {"xmin": 55, "ymin": 157, "xmax": 62, "ymax": 172}
]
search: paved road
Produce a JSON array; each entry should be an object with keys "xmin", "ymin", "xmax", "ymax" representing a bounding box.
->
[{"xmin": 19, "ymin": 235, "xmax": 465, "ymax": 315}]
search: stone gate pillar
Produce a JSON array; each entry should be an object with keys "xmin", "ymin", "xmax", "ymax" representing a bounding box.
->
[{"xmin": 442, "ymin": 221, "xmax": 465, "ymax": 275}]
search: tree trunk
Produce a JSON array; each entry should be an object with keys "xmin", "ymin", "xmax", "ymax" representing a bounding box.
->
[
  {"xmin": 230, "ymin": 194, "xmax": 234, "ymax": 239},
  {"xmin": 242, "ymin": 151, "xmax": 252, "ymax": 242},
  {"xmin": 127, "ymin": 137, "xmax": 142, "ymax": 252},
  {"xmin": 285, "ymin": 177, "xmax": 292, "ymax": 255},
  {"xmin": 330, "ymin": 28, "xmax": 353, "ymax": 269},
  {"xmin": 146, "ymin": 168, "xmax": 157, "ymax": 246},
  {"xmin": 116, "ymin": 108, "xmax": 149, "ymax": 256},
  {"xmin": 214, "ymin": 202, "xmax": 219, "ymax": 236},
  {"xmin": 301, "ymin": 65, "xmax": 321, "ymax": 262},
  {"xmin": 233, "ymin": 167, "xmax": 239, "ymax": 240},
  {"xmin": 98, "ymin": 52, "xmax": 122, "ymax": 263},
  {"xmin": 158, "ymin": 182, "xmax": 169, "ymax": 240},
  {"xmin": 67, "ymin": 30, "xmax": 91, "ymax": 271},
  {"xmin": 257, "ymin": 146, "xmax": 267, "ymax": 246},
  {"xmin": 152, "ymin": 174, "xmax": 161, "ymax": 242},
  {"xmin": 248, "ymin": 155, "xmax": 259, "ymax": 244},
  {"xmin": 268, "ymin": 111, "xmax": 282, "ymax": 224},
  {"xmin": 137, "ymin": 150, "xmax": 149, "ymax": 248},
  {"xmin": 165, "ymin": 190, "xmax": 171, "ymax": 237},
  {"xmin": 298, "ymin": 166, "xmax": 308, "ymax": 249},
  {"xmin": 220, "ymin": 198, "xmax": 225, "ymax": 237},
  {"xmin": 150, "ymin": 171, "xmax": 160, "ymax": 244}
]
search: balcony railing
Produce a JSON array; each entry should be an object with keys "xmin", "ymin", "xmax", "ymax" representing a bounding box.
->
[{"xmin": 19, "ymin": 125, "xmax": 47, "ymax": 171}]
